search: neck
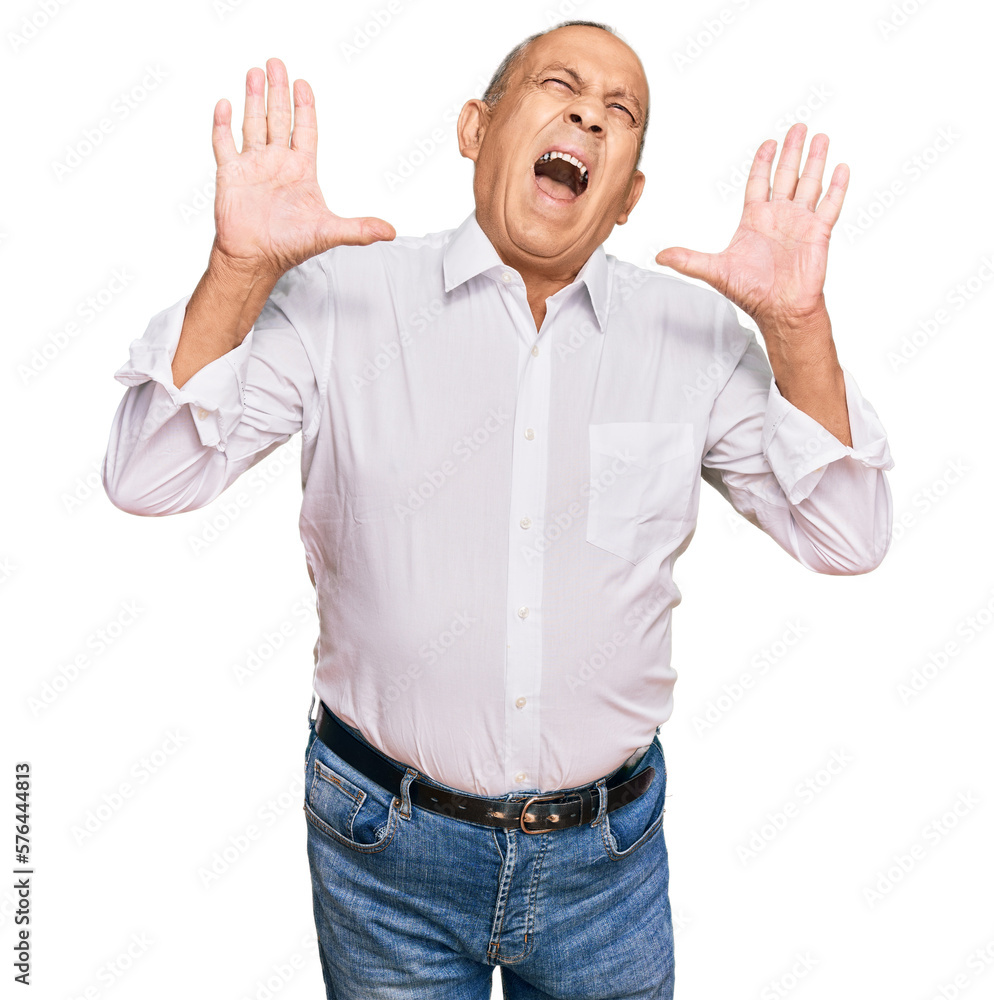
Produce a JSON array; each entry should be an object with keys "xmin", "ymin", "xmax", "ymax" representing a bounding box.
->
[
  {"xmin": 476, "ymin": 217, "xmax": 591, "ymax": 332},
  {"xmin": 495, "ymin": 240, "xmax": 585, "ymax": 288},
  {"xmin": 506, "ymin": 255, "xmax": 582, "ymax": 334}
]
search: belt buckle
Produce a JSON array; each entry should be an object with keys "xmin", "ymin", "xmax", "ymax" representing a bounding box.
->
[{"xmin": 519, "ymin": 791, "xmax": 572, "ymax": 835}]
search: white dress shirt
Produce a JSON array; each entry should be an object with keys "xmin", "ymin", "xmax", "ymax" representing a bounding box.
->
[{"xmin": 102, "ymin": 210, "xmax": 894, "ymax": 796}]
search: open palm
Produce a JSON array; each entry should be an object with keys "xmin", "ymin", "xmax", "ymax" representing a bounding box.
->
[
  {"xmin": 656, "ymin": 123, "xmax": 849, "ymax": 330},
  {"xmin": 211, "ymin": 58, "xmax": 395, "ymax": 280}
]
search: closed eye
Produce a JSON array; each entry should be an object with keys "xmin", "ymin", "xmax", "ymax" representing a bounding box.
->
[{"xmin": 544, "ymin": 78, "xmax": 636, "ymax": 124}]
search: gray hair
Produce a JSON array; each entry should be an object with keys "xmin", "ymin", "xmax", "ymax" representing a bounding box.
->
[{"xmin": 481, "ymin": 20, "xmax": 649, "ymax": 169}]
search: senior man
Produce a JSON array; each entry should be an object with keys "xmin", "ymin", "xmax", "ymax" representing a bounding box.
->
[{"xmin": 102, "ymin": 19, "xmax": 893, "ymax": 1000}]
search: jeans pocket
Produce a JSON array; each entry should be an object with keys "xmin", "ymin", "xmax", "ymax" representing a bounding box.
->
[
  {"xmin": 600, "ymin": 741, "xmax": 667, "ymax": 861},
  {"xmin": 304, "ymin": 737, "xmax": 400, "ymax": 854},
  {"xmin": 586, "ymin": 422, "xmax": 697, "ymax": 564}
]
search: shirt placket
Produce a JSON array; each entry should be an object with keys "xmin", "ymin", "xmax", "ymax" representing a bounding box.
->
[{"xmin": 498, "ymin": 268, "xmax": 553, "ymax": 793}]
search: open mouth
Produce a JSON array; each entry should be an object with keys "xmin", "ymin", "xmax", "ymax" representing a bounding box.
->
[{"xmin": 533, "ymin": 150, "xmax": 589, "ymax": 201}]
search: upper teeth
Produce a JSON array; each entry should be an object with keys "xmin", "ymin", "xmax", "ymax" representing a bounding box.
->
[{"xmin": 538, "ymin": 150, "xmax": 588, "ymax": 185}]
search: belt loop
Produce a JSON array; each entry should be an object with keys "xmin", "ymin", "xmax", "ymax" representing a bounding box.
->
[
  {"xmin": 398, "ymin": 768, "xmax": 417, "ymax": 820},
  {"xmin": 591, "ymin": 777, "xmax": 608, "ymax": 827},
  {"xmin": 576, "ymin": 786, "xmax": 592, "ymax": 825},
  {"xmin": 307, "ymin": 692, "xmax": 316, "ymax": 724}
]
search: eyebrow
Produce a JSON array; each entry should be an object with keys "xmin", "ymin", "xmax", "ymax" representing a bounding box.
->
[{"xmin": 539, "ymin": 62, "xmax": 645, "ymax": 121}]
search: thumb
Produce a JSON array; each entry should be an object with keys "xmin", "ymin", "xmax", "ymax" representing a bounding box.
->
[
  {"xmin": 320, "ymin": 215, "xmax": 397, "ymax": 249},
  {"xmin": 654, "ymin": 247, "xmax": 715, "ymax": 283}
]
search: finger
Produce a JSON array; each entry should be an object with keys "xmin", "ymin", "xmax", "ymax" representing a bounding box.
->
[
  {"xmin": 794, "ymin": 132, "xmax": 829, "ymax": 211},
  {"xmin": 242, "ymin": 66, "xmax": 267, "ymax": 151},
  {"xmin": 771, "ymin": 122, "xmax": 807, "ymax": 200},
  {"xmin": 654, "ymin": 247, "xmax": 716, "ymax": 284},
  {"xmin": 743, "ymin": 139, "xmax": 776, "ymax": 204},
  {"xmin": 265, "ymin": 57, "xmax": 292, "ymax": 145},
  {"xmin": 289, "ymin": 79, "xmax": 318, "ymax": 158},
  {"xmin": 815, "ymin": 163, "xmax": 850, "ymax": 227},
  {"xmin": 321, "ymin": 216, "xmax": 397, "ymax": 247},
  {"xmin": 212, "ymin": 98, "xmax": 237, "ymax": 166}
]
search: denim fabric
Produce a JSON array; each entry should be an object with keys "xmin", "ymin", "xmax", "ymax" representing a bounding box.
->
[{"xmin": 303, "ymin": 711, "xmax": 674, "ymax": 999}]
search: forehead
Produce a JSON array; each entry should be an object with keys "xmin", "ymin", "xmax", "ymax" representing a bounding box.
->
[{"xmin": 519, "ymin": 27, "xmax": 648, "ymax": 103}]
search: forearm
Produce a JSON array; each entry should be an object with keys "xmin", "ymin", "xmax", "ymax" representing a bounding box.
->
[
  {"xmin": 104, "ymin": 260, "xmax": 317, "ymax": 516},
  {"xmin": 759, "ymin": 305, "xmax": 853, "ymax": 448},
  {"xmin": 172, "ymin": 244, "xmax": 280, "ymax": 388}
]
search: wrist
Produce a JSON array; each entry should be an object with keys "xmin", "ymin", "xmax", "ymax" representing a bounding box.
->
[
  {"xmin": 189, "ymin": 243, "xmax": 282, "ymax": 350},
  {"xmin": 756, "ymin": 298, "xmax": 832, "ymax": 345},
  {"xmin": 758, "ymin": 304, "xmax": 844, "ymax": 397},
  {"xmin": 207, "ymin": 242, "xmax": 283, "ymax": 291}
]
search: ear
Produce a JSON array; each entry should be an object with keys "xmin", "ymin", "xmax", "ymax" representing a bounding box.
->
[
  {"xmin": 457, "ymin": 99, "xmax": 489, "ymax": 162},
  {"xmin": 615, "ymin": 169, "xmax": 645, "ymax": 225}
]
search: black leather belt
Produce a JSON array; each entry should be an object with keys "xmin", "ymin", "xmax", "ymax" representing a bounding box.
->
[{"xmin": 313, "ymin": 701, "xmax": 655, "ymax": 834}]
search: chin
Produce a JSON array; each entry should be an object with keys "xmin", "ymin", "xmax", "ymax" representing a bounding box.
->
[
  {"xmin": 509, "ymin": 224, "xmax": 575, "ymax": 260},
  {"xmin": 502, "ymin": 203, "xmax": 589, "ymax": 260}
]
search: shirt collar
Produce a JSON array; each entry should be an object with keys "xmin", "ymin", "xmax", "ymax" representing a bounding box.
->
[{"xmin": 442, "ymin": 210, "xmax": 611, "ymax": 332}]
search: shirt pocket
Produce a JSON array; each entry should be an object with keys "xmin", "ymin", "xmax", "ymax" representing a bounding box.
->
[{"xmin": 586, "ymin": 422, "xmax": 697, "ymax": 564}]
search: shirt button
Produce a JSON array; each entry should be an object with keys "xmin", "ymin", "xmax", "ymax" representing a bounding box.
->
[
  {"xmin": 196, "ymin": 408, "xmax": 209, "ymax": 420},
  {"xmin": 531, "ymin": 344, "xmax": 539, "ymax": 356},
  {"xmin": 514, "ymin": 771, "xmax": 528, "ymax": 783},
  {"xmin": 515, "ymin": 697, "xmax": 527, "ymax": 709},
  {"xmin": 519, "ymin": 517, "xmax": 532, "ymax": 530},
  {"xmin": 517, "ymin": 606, "xmax": 529, "ymax": 619},
  {"xmin": 501, "ymin": 271, "xmax": 513, "ymax": 283},
  {"xmin": 523, "ymin": 428, "xmax": 535, "ymax": 441}
]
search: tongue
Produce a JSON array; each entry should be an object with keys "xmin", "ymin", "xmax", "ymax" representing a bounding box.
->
[{"xmin": 536, "ymin": 174, "xmax": 577, "ymax": 201}]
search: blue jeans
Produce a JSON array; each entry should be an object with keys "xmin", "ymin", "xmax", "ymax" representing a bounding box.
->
[{"xmin": 303, "ymin": 709, "xmax": 674, "ymax": 999}]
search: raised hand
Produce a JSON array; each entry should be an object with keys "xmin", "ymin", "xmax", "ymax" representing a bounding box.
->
[
  {"xmin": 210, "ymin": 57, "xmax": 395, "ymax": 280},
  {"xmin": 655, "ymin": 122, "xmax": 848, "ymax": 332}
]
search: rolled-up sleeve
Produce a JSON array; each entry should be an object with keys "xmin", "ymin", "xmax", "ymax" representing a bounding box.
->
[
  {"xmin": 102, "ymin": 259, "xmax": 326, "ymax": 516},
  {"xmin": 701, "ymin": 305, "xmax": 894, "ymax": 575}
]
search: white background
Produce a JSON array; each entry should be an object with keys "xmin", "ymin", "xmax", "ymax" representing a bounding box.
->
[{"xmin": 3, "ymin": 0, "xmax": 993, "ymax": 997}]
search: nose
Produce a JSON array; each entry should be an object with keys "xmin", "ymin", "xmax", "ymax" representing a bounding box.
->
[{"xmin": 563, "ymin": 97, "xmax": 605, "ymax": 134}]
